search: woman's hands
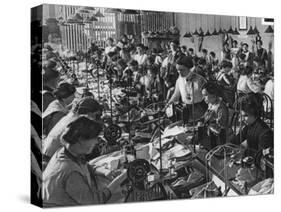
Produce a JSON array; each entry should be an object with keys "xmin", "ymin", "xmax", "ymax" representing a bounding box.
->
[{"xmin": 107, "ymin": 169, "xmax": 127, "ymax": 193}]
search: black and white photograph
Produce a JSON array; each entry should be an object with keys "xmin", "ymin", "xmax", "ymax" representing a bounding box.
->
[{"xmin": 30, "ymin": 3, "xmax": 274, "ymax": 208}]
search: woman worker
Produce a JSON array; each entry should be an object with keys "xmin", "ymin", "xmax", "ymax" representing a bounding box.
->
[
  {"xmin": 43, "ymin": 116, "xmax": 127, "ymax": 207},
  {"xmin": 43, "ymin": 82, "xmax": 76, "ymax": 136},
  {"xmin": 201, "ymin": 82, "xmax": 229, "ymax": 149},
  {"xmin": 230, "ymin": 93, "xmax": 273, "ymax": 156}
]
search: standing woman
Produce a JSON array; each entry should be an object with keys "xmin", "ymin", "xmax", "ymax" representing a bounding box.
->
[
  {"xmin": 43, "ymin": 117, "xmax": 126, "ymax": 207},
  {"xmin": 43, "ymin": 82, "xmax": 76, "ymax": 136},
  {"xmin": 221, "ymin": 42, "xmax": 232, "ymax": 62},
  {"xmin": 134, "ymin": 43, "xmax": 148, "ymax": 66}
]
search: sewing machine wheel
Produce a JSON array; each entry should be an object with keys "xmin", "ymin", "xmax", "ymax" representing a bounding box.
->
[
  {"xmin": 127, "ymin": 159, "xmax": 151, "ymax": 190},
  {"xmin": 104, "ymin": 124, "xmax": 122, "ymax": 145}
]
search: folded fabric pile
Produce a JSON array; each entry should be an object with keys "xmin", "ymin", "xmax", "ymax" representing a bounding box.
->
[
  {"xmin": 152, "ymin": 144, "xmax": 192, "ymax": 170},
  {"xmin": 162, "ymin": 125, "xmax": 187, "ymax": 139},
  {"xmin": 249, "ymin": 178, "xmax": 274, "ymax": 195}
]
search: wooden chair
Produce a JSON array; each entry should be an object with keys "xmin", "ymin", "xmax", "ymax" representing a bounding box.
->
[{"xmin": 261, "ymin": 93, "xmax": 273, "ymax": 128}]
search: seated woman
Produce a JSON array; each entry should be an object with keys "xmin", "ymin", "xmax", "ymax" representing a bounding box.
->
[
  {"xmin": 151, "ymin": 48, "xmax": 163, "ymax": 66},
  {"xmin": 43, "ymin": 82, "xmax": 76, "ymax": 136},
  {"xmin": 237, "ymin": 65, "xmax": 262, "ymax": 96},
  {"xmin": 201, "ymin": 82, "xmax": 229, "ymax": 149},
  {"xmin": 263, "ymin": 74, "xmax": 274, "ymax": 111},
  {"xmin": 121, "ymin": 60, "xmax": 140, "ymax": 86},
  {"xmin": 216, "ymin": 60, "xmax": 235, "ymax": 88},
  {"xmin": 164, "ymin": 74, "xmax": 177, "ymax": 102},
  {"xmin": 139, "ymin": 65, "xmax": 161, "ymax": 100},
  {"xmin": 221, "ymin": 42, "xmax": 232, "ymax": 62},
  {"xmin": 43, "ymin": 116, "xmax": 127, "ymax": 207},
  {"xmin": 43, "ymin": 97, "xmax": 103, "ymax": 167},
  {"xmin": 230, "ymin": 93, "xmax": 273, "ymax": 156},
  {"xmin": 208, "ymin": 51, "xmax": 219, "ymax": 77},
  {"xmin": 194, "ymin": 58, "xmax": 207, "ymax": 78},
  {"xmin": 116, "ymin": 58, "xmax": 127, "ymax": 81},
  {"xmin": 42, "ymin": 65, "xmax": 60, "ymax": 112},
  {"xmin": 119, "ymin": 48, "xmax": 131, "ymax": 63}
]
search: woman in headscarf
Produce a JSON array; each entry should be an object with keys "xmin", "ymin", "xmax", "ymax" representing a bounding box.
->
[
  {"xmin": 43, "ymin": 82, "xmax": 76, "ymax": 136},
  {"xmin": 237, "ymin": 65, "xmax": 262, "ymax": 96},
  {"xmin": 42, "ymin": 65, "xmax": 60, "ymax": 112},
  {"xmin": 43, "ymin": 97, "xmax": 103, "ymax": 167},
  {"xmin": 43, "ymin": 117, "xmax": 127, "ymax": 207}
]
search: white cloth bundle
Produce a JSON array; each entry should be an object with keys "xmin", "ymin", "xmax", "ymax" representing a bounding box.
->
[{"xmin": 249, "ymin": 178, "xmax": 274, "ymax": 195}]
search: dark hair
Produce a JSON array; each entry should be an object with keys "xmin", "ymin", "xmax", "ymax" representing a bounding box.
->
[
  {"xmin": 170, "ymin": 39, "xmax": 179, "ymax": 46},
  {"xmin": 152, "ymin": 48, "xmax": 158, "ymax": 54},
  {"xmin": 136, "ymin": 43, "xmax": 144, "ymax": 49},
  {"xmin": 241, "ymin": 65, "xmax": 253, "ymax": 75},
  {"xmin": 176, "ymin": 56, "xmax": 194, "ymax": 69},
  {"xmin": 61, "ymin": 116, "xmax": 102, "ymax": 145},
  {"xmin": 121, "ymin": 34, "xmax": 128, "ymax": 40},
  {"xmin": 107, "ymin": 37, "xmax": 114, "ymax": 42},
  {"xmin": 210, "ymin": 51, "xmax": 216, "ymax": 58},
  {"xmin": 147, "ymin": 55, "xmax": 155, "ymax": 64},
  {"xmin": 107, "ymin": 51, "xmax": 117, "ymax": 58},
  {"xmin": 54, "ymin": 82, "xmax": 76, "ymax": 100},
  {"xmin": 72, "ymin": 97, "xmax": 102, "ymax": 115},
  {"xmin": 164, "ymin": 74, "xmax": 177, "ymax": 86},
  {"xmin": 256, "ymin": 40, "xmax": 263, "ymax": 45},
  {"xmin": 120, "ymin": 47, "xmax": 129, "ymax": 54},
  {"xmin": 188, "ymin": 48, "xmax": 194, "ymax": 53},
  {"xmin": 202, "ymin": 49, "xmax": 208, "ymax": 54},
  {"xmin": 255, "ymin": 67, "xmax": 266, "ymax": 75},
  {"xmin": 239, "ymin": 93, "xmax": 263, "ymax": 118},
  {"xmin": 242, "ymin": 43, "xmax": 249, "ymax": 48},
  {"xmin": 202, "ymin": 82, "xmax": 219, "ymax": 96},
  {"xmin": 117, "ymin": 59, "xmax": 127, "ymax": 70},
  {"xmin": 239, "ymin": 53, "xmax": 246, "ymax": 60},
  {"xmin": 129, "ymin": 46, "xmax": 136, "ymax": 53},
  {"xmin": 181, "ymin": 45, "xmax": 187, "ymax": 51},
  {"xmin": 43, "ymin": 67, "xmax": 60, "ymax": 82},
  {"xmin": 193, "ymin": 56, "xmax": 199, "ymax": 65},
  {"xmin": 221, "ymin": 60, "xmax": 233, "ymax": 69},
  {"xmin": 147, "ymin": 65, "xmax": 158, "ymax": 76},
  {"xmin": 81, "ymin": 90, "xmax": 94, "ymax": 98},
  {"xmin": 128, "ymin": 59, "xmax": 138, "ymax": 67},
  {"xmin": 46, "ymin": 51, "xmax": 56, "ymax": 60},
  {"xmin": 223, "ymin": 42, "xmax": 229, "ymax": 47},
  {"xmin": 198, "ymin": 58, "xmax": 207, "ymax": 66},
  {"xmin": 253, "ymin": 56, "xmax": 262, "ymax": 65}
]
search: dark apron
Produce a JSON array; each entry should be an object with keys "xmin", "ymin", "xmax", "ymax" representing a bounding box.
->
[{"xmin": 182, "ymin": 101, "xmax": 208, "ymax": 124}]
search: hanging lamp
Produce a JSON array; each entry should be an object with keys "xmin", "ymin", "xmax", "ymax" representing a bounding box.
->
[
  {"xmin": 264, "ymin": 25, "xmax": 274, "ymax": 33},
  {"xmin": 95, "ymin": 9, "xmax": 105, "ymax": 18},
  {"xmin": 247, "ymin": 26, "xmax": 255, "ymax": 35}
]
